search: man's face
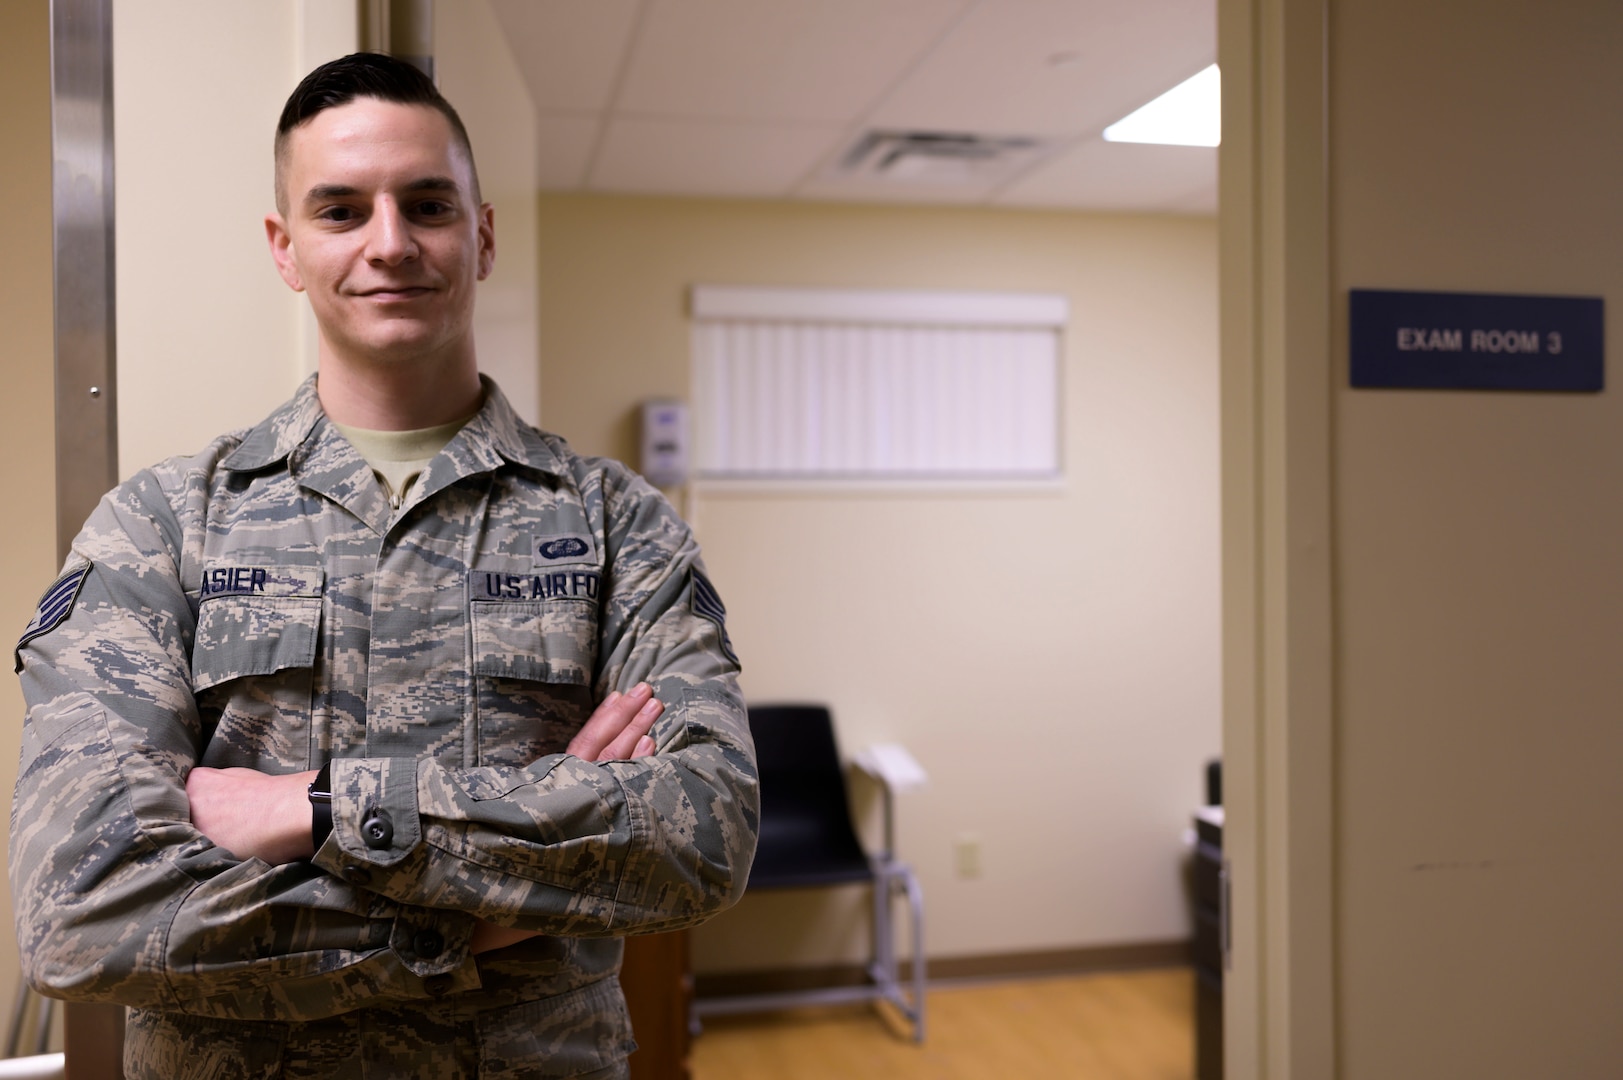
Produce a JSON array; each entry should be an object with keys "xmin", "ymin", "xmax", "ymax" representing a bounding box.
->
[{"xmin": 266, "ymin": 98, "xmax": 494, "ymax": 369}]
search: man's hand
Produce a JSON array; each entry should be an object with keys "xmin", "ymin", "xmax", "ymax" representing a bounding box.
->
[
  {"xmin": 567, "ymin": 682, "xmax": 663, "ymax": 761},
  {"xmin": 187, "ymin": 766, "xmax": 318, "ymax": 866},
  {"xmin": 470, "ymin": 921, "xmax": 542, "ymax": 954}
]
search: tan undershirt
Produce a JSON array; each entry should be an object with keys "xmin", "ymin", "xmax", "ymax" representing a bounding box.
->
[{"xmin": 332, "ymin": 416, "xmax": 472, "ymax": 509}]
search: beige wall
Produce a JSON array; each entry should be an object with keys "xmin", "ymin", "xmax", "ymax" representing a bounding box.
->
[
  {"xmin": 114, "ymin": 1, "xmax": 316, "ymax": 473},
  {"xmin": 1329, "ymin": 1, "xmax": 1623, "ymax": 1075},
  {"xmin": 536, "ymin": 195, "xmax": 1223, "ymax": 971},
  {"xmin": 0, "ymin": 0, "xmax": 58, "ymax": 1042},
  {"xmin": 436, "ymin": 0, "xmax": 541, "ymax": 422}
]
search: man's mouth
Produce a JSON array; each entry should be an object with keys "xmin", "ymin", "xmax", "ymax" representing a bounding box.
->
[{"xmin": 357, "ymin": 286, "xmax": 433, "ymax": 300}]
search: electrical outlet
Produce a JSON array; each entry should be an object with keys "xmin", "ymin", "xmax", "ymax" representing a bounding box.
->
[{"xmin": 955, "ymin": 834, "xmax": 982, "ymax": 879}]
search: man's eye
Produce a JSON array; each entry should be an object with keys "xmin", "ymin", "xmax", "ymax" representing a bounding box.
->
[
  {"xmin": 415, "ymin": 200, "xmax": 451, "ymax": 217},
  {"xmin": 319, "ymin": 206, "xmax": 358, "ymax": 223}
]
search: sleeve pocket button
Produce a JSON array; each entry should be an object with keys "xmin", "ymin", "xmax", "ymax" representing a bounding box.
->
[
  {"xmin": 414, "ymin": 929, "xmax": 444, "ymax": 959},
  {"xmin": 362, "ymin": 809, "xmax": 394, "ymax": 849}
]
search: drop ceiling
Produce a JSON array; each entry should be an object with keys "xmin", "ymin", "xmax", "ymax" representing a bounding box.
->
[{"xmin": 488, "ymin": 0, "xmax": 1217, "ymax": 215}]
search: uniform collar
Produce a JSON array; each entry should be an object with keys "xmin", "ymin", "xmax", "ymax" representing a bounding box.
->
[
  {"xmin": 442, "ymin": 375, "xmax": 568, "ymax": 480},
  {"xmin": 218, "ymin": 374, "xmax": 327, "ymax": 473},
  {"xmin": 219, "ymin": 373, "xmax": 567, "ymax": 480}
]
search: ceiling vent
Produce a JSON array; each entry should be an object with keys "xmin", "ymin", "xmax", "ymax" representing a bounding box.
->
[{"xmin": 828, "ymin": 130, "xmax": 1049, "ymax": 186}]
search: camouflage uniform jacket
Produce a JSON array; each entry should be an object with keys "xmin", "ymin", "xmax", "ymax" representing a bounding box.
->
[{"xmin": 11, "ymin": 376, "xmax": 758, "ymax": 1079}]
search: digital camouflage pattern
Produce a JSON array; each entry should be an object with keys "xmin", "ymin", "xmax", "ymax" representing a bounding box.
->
[{"xmin": 11, "ymin": 376, "xmax": 758, "ymax": 1078}]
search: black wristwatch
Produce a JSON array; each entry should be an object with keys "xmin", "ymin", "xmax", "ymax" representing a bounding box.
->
[{"xmin": 308, "ymin": 761, "xmax": 334, "ymax": 853}]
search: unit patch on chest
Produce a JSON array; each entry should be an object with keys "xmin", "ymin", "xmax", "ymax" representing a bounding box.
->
[{"xmin": 532, "ymin": 532, "xmax": 596, "ymax": 566}]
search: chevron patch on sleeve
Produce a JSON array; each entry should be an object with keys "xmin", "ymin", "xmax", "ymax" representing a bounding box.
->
[
  {"xmin": 691, "ymin": 570, "xmax": 738, "ymax": 666},
  {"xmin": 16, "ymin": 563, "xmax": 90, "ymax": 668}
]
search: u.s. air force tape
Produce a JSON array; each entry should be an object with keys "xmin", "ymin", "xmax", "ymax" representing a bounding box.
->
[
  {"xmin": 470, "ymin": 568, "xmax": 602, "ymax": 602},
  {"xmin": 16, "ymin": 563, "xmax": 90, "ymax": 669}
]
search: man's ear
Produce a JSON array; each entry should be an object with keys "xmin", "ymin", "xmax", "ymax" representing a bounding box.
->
[
  {"xmin": 265, "ymin": 213, "xmax": 305, "ymax": 292},
  {"xmin": 476, "ymin": 203, "xmax": 496, "ymax": 281}
]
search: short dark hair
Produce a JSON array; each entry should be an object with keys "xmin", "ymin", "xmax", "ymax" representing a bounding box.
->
[{"xmin": 274, "ymin": 52, "xmax": 480, "ymax": 213}]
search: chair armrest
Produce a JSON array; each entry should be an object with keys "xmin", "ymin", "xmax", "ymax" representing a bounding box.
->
[
  {"xmin": 852, "ymin": 743, "xmax": 928, "ymax": 793},
  {"xmin": 852, "ymin": 743, "xmax": 926, "ymax": 862}
]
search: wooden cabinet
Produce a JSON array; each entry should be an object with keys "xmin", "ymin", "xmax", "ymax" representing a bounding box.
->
[
  {"xmin": 621, "ymin": 931, "xmax": 693, "ymax": 1080},
  {"xmin": 1192, "ymin": 807, "xmax": 1223, "ymax": 1080}
]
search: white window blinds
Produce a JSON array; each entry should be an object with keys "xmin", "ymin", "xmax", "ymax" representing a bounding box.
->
[{"xmin": 691, "ymin": 286, "xmax": 1064, "ymax": 481}]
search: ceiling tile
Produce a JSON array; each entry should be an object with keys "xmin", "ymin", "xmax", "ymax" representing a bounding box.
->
[
  {"xmin": 488, "ymin": 0, "xmax": 642, "ymax": 112},
  {"xmin": 617, "ymin": 0, "xmax": 973, "ymax": 122},
  {"xmin": 868, "ymin": 0, "xmax": 1215, "ymax": 138},
  {"xmin": 489, "ymin": 0, "xmax": 1224, "ymax": 214},
  {"xmin": 535, "ymin": 115, "xmax": 602, "ymax": 189},
  {"xmin": 591, "ymin": 117, "xmax": 845, "ymax": 198},
  {"xmin": 993, "ymin": 136, "xmax": 1216, "ymax": 212}
]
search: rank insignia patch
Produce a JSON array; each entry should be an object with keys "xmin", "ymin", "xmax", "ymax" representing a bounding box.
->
[
  {"xmin": 16, "ymin": 563, "xmax": 90, "ymax": 667},
  {"xmin": 692, "ymin": 571, "xmax": 738, "ymax": 666}
]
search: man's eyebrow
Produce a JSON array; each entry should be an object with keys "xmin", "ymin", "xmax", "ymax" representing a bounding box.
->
[
  {"xmin": 403, "ymin": 176, "xmax": 461, "ymax": 194},
  {"xmin": 303, "ymin": 184, "xmax": 358, "ymax": 205},
  {"xmin": 301, "ymin": 177, "xmax": 462, "ymax": 205}
]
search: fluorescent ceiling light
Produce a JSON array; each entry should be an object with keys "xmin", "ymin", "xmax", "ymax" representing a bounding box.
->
[{"xmin": 1103, "ymin": 65, "xmax": 1220, "ymax": 147}]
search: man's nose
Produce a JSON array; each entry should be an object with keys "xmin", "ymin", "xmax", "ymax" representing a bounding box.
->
[{"xmin": 366, "ymin": 202, "xmax": 418, "ymax": 265}]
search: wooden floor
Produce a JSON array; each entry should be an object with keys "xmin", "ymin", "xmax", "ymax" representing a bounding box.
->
[{"xmin": 691, "ymin": 967, "xmax": 1194, "ymax": 1080}]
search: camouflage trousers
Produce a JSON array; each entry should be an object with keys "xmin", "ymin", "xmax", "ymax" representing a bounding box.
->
[{"xmin": 123, "ymin": 975, "xmax": 634, "ymax": 1079}]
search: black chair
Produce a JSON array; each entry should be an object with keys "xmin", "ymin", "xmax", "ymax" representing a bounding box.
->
[{"xmin": 693, "ymin": 704, "xmax": 925, "ymax": 1041}]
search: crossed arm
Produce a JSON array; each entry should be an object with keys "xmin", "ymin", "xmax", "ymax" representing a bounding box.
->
[
  {"xmin": 187, "ymin": 684, "xmax": 664, "ymax": 866},
  {"xmin": 185, "ymin": 683, "xmax": 666, "ymax": 953}
]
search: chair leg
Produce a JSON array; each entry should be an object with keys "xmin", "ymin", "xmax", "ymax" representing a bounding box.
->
[
  {"xmin": 687, "ymin": 1000, "xmax": 703, "ymax": 1040},
  {"xmin": 5, "ymin": 972, "xmax": 27, "ymax": 1058},
  {"xmin": 869, "ymin": 862, "xmax": 895, "ymax": 989},
  {"xmin": 689, "ymin": 872, "xmax": 926, "ymax": 1043},
  {"xmin": 868, "ymin": 861, "xmax": 926, "ymax": 1044},
  {"xmin": 902, "ymin": 866, "xmax": 926, "ymax": 1043},
  {"xmin": 34, "ymin": 996, "xmax": 54, "ymax": 1056},
  {"xmin": 5, "ymin": 976, "xmax": 57, "ymax": 1059}
]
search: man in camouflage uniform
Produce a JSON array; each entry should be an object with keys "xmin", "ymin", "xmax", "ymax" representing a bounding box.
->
[{"xmin": 10, "ymin": 53, "xmax": 757, "ymax": 1078}]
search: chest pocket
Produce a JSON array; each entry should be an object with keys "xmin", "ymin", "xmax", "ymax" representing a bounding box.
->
[
  {"xmin": 192, "ymin": 565, "xmax": 324, "ymax": 771},
  {"xmin": 468, "ymin": 569, "xmax": 601, "ymax": 769}
]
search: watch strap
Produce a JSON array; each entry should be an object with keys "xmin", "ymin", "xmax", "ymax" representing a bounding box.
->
[{"xmin": 308, "ymin": 761, "xmax": 333, "ymax": 853}]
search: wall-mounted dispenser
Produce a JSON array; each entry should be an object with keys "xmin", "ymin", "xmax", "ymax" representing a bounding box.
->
[{"xmin": 639, "ymin": 399, "xmax": 689, "ymax": 488}]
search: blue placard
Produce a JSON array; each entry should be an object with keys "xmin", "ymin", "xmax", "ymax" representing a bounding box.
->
[{"xmin": 1349, "ymin": 289, "xmax": 1604, "ymax": 392}]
